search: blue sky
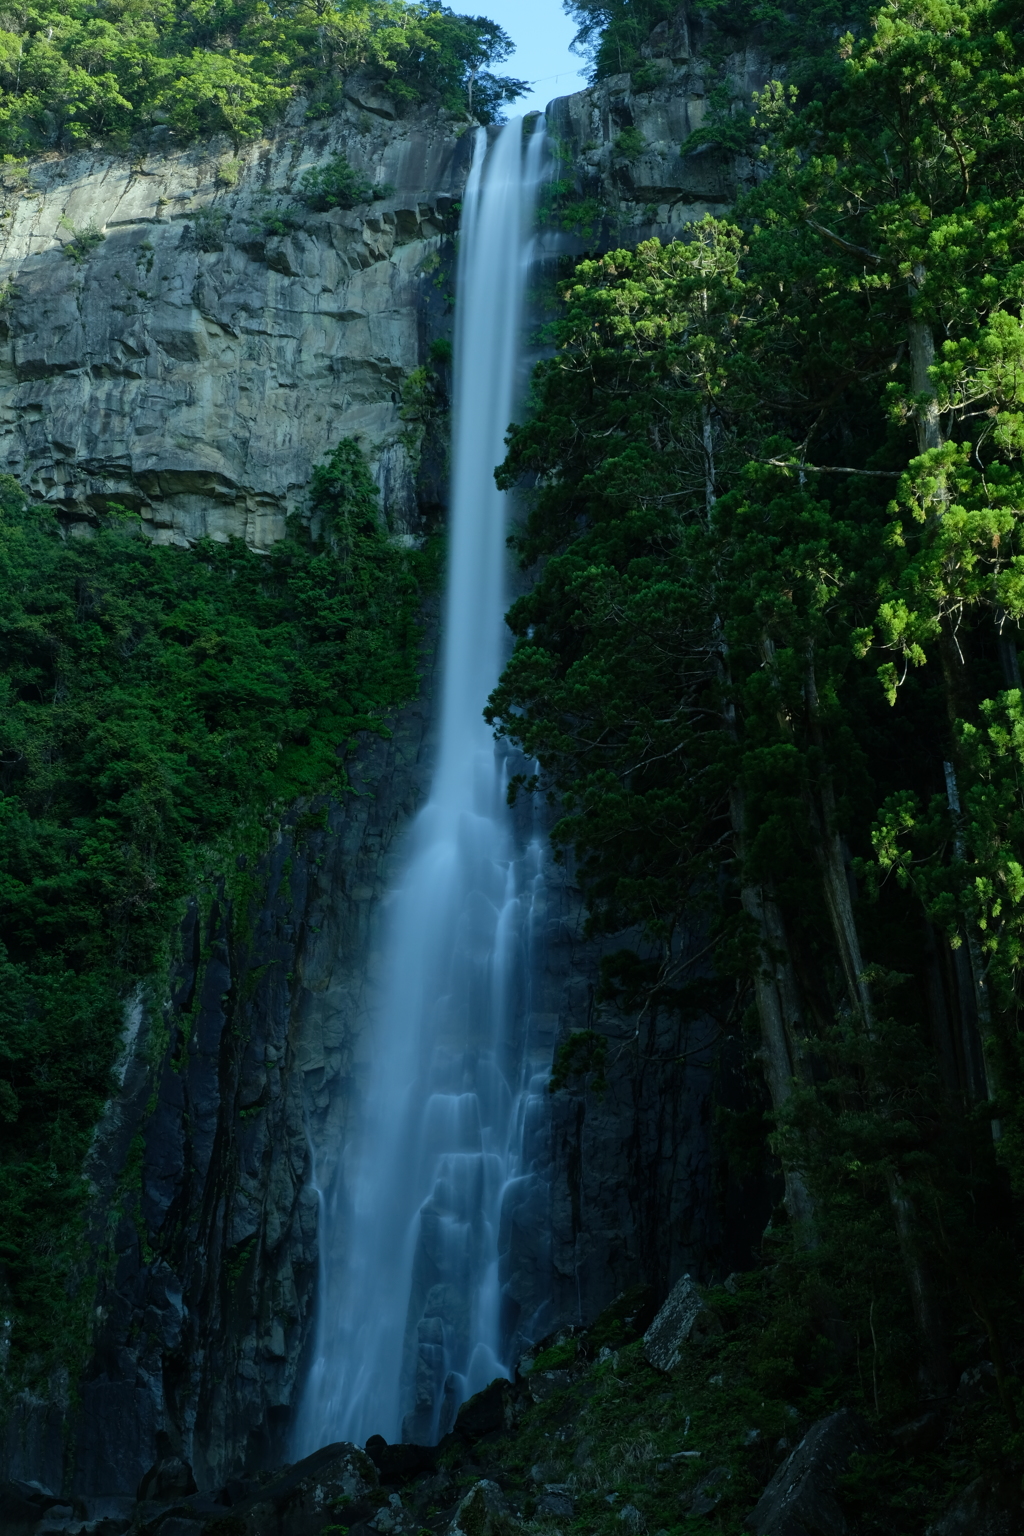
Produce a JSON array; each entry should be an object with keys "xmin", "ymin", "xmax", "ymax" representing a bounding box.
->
[{"xmin": 481, "ymin": 0, "xmax": 591, "ymax": 115}]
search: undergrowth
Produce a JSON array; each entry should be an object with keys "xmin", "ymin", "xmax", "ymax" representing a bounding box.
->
[
  {"xmin": 484, "ymin": 1264, "xmax": 1016, "ymax": 1535},
  {"xmin": 0, "ymin": 442, "xmax": 426, "ymax": 1396}
]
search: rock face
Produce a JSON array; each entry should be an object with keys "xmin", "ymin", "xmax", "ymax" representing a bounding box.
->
[
  {"xmin": 745, "ymin": 1410, "xmax": 873, "ymax": 1536},
  {"xmin": 0, "ymin": 97, "xmax": 468, "ymax": 546},
  {"xmin": 2, "ymin": 662, "xmax": 437, "ymax": 1494},
  {"xmin": 547, "ymin": 9, "xmax": 774, "ymax": 246}
]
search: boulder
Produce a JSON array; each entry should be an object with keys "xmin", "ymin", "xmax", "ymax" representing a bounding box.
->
[
  {"xmin": 688, "ymin": 1466, "xmax": 732, "ymax": 1516},
  {"xmin": 0, "ymin": 1481, "xmax": 67, "ymax": 1535},
  {"xmin": 745, "ymin": 1409, "xmax": 872, "ymax": 1536},
  {"xmin": 924, "ymin": 1470, "xmax": 1022, "ymax": 1536},
  {"xmin": 447, "ymin": 1482, "xmax": 521, "ymax": 1536},
  {"xmin": 364, "ymin": 1437, "xmax": 438, "ymax": 1485},
  {"xmin": 238, "ymin": 1441, "xmax": 378, "ymax": 1536},
  {"xmin": 536, "ymin": 1491, "xmax": 573, "ymax": 1519},
  {"xmin": 643, "ymin": 1276, "xmax": 721, "ymax": 1373},
  {"xmin": 452, "ymin": 1378, "xmax": 515, "ymax": 1442}
]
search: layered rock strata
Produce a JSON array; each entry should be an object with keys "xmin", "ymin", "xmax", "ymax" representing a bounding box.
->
[
  {"xmin": 547, "ymin": 11, "xmax": 775, "ymax": 244},
  {"xmin": 0, "ymin": 90, "xmax": 469, "ymax": 546}
]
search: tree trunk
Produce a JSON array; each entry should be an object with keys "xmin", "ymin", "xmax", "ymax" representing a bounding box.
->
[
  {"xmin": 715, "ymin": 623, "xmax": 817, "ymax": 1239},
  {"xmin": 805, "ymin": 642, "xmax": 952, "ymax": 1393}
]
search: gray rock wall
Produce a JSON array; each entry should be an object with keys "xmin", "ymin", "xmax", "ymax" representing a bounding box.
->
[
  {"xmin": 0, "ymin": 94, "xmax": 471, "ymax": 546},
  {"xmin": 75, "ymin": 656, "xmax": 436, "ymax": 1496},
  {"xmin": 546, "ymin": 12, "xmax": 775, "ymax": 245}
]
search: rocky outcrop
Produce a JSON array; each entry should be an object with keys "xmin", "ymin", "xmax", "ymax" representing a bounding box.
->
[
  {"xmin": 546, "ymin": 10, "xmax": 775, "ymax": 246},
  {"xmin": 745, "ymin": 1410, "xmax": 873, "ymax": 1536},
  {"xmin": 643, "ymin": 1274, "xmax": 721, "ymax": 1372},
  {"xmin": 0, "ymin": 98, "xmax": 468, "ymax": 547}
]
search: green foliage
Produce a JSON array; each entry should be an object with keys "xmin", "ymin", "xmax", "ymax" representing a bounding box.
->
[
  {"xmin": 259, "ymin": 205, "xmax": 301, "ymax": 236},
  {"xmin": 59, "ymin": 217, "xmax": 104, "ymax": 262},
  {"xmin": 187, "ymin": 206, "xmax": 228, "ymax": 251},
  {"xmin": 548, "ymin": 1029, "xmax": 609, "ymax": 1094},
  {"xmin": 485, "ymin": 1264, "xmax": 1008, "ymax": 1536},
  {"xmin": 0, "ymin": 442, "xmax": 422, "ymax": 1389},
  {"xmin": 531, "ymin": 1338, "xmax": 579, "ymax": 1371},
  {"xmin": 613, "ymin": 124, "xmax": 646, "ymax": 160},
  {"xmin": 563, "ymin": 0, "xmax": 875, "ymax": 86},
  {"xmin": 298, "ymin": 152, "xmax": 379, "ymax": 210},
  {"xmin": 629, "ymin": 59, "xmax": 666, "ymax": 92},
  {"xmin": 0, "ymin": 0, "xmax": 527, "ymax": 154},
  {"xmin": 497, "ymin": 0, "xmax": 1024, "ymax": 1476}
]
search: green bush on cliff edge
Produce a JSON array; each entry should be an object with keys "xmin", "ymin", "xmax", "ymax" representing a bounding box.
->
[{"xmin": 0, "ymin": 442, "xmax": 423, "ymax": 1392}]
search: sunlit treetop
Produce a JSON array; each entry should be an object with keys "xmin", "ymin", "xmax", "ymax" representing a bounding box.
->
[{"xmin": 0, "ymin": 0, "xmax": 528, "ymax": 151}]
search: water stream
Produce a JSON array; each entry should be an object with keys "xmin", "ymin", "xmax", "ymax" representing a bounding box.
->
[{"xmin": 295, "ymin": 117, "xmax": 551, "ymax": 1452}]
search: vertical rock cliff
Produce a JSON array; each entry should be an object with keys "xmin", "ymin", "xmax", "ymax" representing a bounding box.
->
[{"xmin": 0, "ymin": 89, "xmax": 470, "ymax": 546}]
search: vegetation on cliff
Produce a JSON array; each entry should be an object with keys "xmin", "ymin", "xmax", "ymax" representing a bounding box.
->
[
  {"xmin": 564, "ymin": 0, "xmax": 874, "ymax": 83},
  {"xmin": 0, "ymin": 0, "xmax": 526, "ymax": 152},
  {"xmin": 0, "ymin": 441, "xmax": 424, "ymax": 1389},
  {"xmin": 492, "ymin": 0, "xmax": 1024, "ymax": 1502}
]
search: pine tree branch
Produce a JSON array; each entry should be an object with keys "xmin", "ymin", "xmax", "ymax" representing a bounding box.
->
[{"xmin": 805, "ymin": 216, "xmax": 882, "ymax": 266}]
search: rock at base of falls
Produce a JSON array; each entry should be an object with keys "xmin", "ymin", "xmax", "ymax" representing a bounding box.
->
[
  {"xmin": 446, "ymin": 1481, "xmax": 522, "ymax": 1536},
  {"xmin": 642, "ymin": 1274, "xmax": 722, "ymax": 1373},
  {"xmin": 241, "ymin": 1441, "xmax": 379, "ymax": 1535}
]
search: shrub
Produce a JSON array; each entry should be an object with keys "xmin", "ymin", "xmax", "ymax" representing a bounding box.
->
[
  {"xmin": 298, "ymin": 154, "xmax": 379, "ymax": 211},
  {"xmin": 630, "ymin": 61, "xmax": 667, "ymax": 92},
  {"xmin": 60, "ymin": 219, "xmax": 105, "ymax": 263},
  {"xmin": 613, "ymin": 126, "xmax": 647, "ymax": 161},
  {"xmin": 187, "ymin": 207, "xmax": 228, "ymax": 252}
]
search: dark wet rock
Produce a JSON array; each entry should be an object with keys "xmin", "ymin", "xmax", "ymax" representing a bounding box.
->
[
  {"xmin": 364, "ymin": 1438, "xmax": 437, "ymax": 1485},
  {"xmin": 889, "ymin": 1410, "xmax": 944, "ymax": 1455},
  {"xmin": 137, "ymin": 1459, "xmax": 198, "ymax": 1503},
  {"xmin": 536, "ymin": 1490, "xmax": 574, "ymax": 1519},
  {"xmin": 643, "ymin": 1275, "xmax": 722, "ymax": 1373},
  {"xmin": 924, "ymin": 1470, "xmax": 1023, "ymax": 1536},
  {"xmin": 956, "ymin": 1361, "xmax": 997, "ymax": 1402},
  {"xmin": 234, "ymin": 1441, "xmax": 379, "ymax": 1536},
  {"xmin": 687, "ymin": 1467, "xmax": 732, "ymax": 1516},
  {"xmin": 452, "ymin": 1378, "xmax": 516, "ymax": 1443},
  {"xmin": 745, "ymin": 1409, "xmax": 872, "ymax": 1536},
  {"xmin": 0, "ymin": 1480, "xmax": 67, "ymax": 1534}
]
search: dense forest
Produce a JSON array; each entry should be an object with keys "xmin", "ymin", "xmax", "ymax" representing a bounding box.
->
[
  {"xmin": 0, "ymin": 0, "xmax": 526, "ymax": 150},
  {"xmin": 0, "ymin": 448, "xmax": 428, "ymax": 1382},
  {"xmin": 483, "ymin": 0, "xmax": 1024, "ymax": 1524}
]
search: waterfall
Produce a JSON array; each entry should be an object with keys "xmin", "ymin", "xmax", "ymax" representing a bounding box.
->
[{"xmin": 295, "ymin": 117, "xmax": 550, "ymax": 1453}]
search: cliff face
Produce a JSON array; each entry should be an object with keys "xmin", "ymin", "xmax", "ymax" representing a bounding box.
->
[
  {"xmin": 1, "ymin": 26, "xmax": 776, "ymax": 1496},
  {"xmin": 3, "ymin": 665, "xmax": 438, "ymax": 1497},
  {"xmin": 547, "ymin": 11, "xmax": 773, "ymax": 243},
  {"xmin": 0, "ymin": 86, "xmax": 469, "ymax": 547}
]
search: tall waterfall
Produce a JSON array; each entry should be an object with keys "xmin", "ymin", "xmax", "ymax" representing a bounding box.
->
[{"xmin": 295, "ymin": 118, "xmax": 550, "ymax": 1452}]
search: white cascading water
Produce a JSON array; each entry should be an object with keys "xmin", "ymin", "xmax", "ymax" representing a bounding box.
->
[{"xmin": 295, "ymin": 117, "xmax": 550, "ymax": 1452}]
